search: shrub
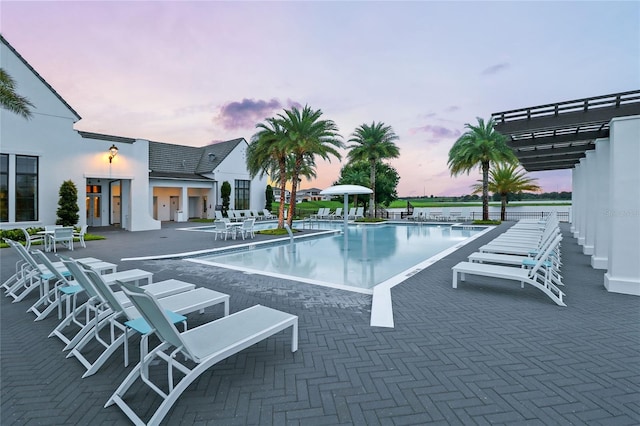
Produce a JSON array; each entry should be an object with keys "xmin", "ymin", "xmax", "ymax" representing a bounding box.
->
[{"xmin": 56, "ymin": 180, "xmax": 79, "ymax": 226}]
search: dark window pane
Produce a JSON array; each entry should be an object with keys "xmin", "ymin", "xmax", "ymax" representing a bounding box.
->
[
  {"xmin": 0, "ymin": 154, "xmax": 7, "ymax": 222},
  {"xmin": 15, "ymin": 155, "xmax": 38, "ymax": 221}
]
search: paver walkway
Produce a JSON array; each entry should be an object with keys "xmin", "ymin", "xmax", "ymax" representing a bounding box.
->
[{"xmin": 1, "ymin": 222, "xmax": 638, "ymax": 425}]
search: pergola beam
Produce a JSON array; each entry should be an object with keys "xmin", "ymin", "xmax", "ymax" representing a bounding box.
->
[
  {"xmin": 515, "ymin": 144, "xmax": 595, "ymax": 159},
  {"xmin": 506, "ymin": 130, "xmax": 607, "ymax": 149}
]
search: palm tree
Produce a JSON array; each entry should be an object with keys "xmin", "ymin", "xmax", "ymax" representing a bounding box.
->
[
  {"xmin": 347, "ymin": 121, "xmax": 400, "ymax": 217},
  {"xmin": 247, "ymin": 118, "xmax": 289, "ymax": 228},
  {"xmin": 471, "ymin": 163, "xmax": 541, "ymax": 221},
  {"xmin": 448, "ymin": 117, "xmax": 517, "ymax": 221},
  {"xmin": 0, "ymin": 68, "xmax": 34, "ymax": 119},
  {"xmin": 276, "ymin": 105, "xmax": 343, "ymax": 226}
]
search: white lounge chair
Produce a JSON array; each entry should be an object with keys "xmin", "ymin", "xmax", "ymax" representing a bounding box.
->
[
  {"xmin": 262, "ymin": 209, "xmax": 275, "ymax": 220},
  {"xmin": 346, "ymin": 208, "xmax": 356, "ymax": 219},
  {"xmin": 452, "ymin": 234, "xmax": 565, "ymax": 306},
  {"xmin": 214, "ymin": 211, "xmax": 224, "ymax": 221},
  {"xmin": 329, "ymin": 207, "xmax": 343, "ymax": 220},
  {"xmin": 48, "ymin": 258, "xmax": 193, "ymax": 351},
  {"xmin": 354, "ymin": 207, "xmax": 364, "ymax": 219},
  {"xmin": 61, "ymin": 258, "xmax": 230, "ymax": 378},
  {"xmin": 106, "ymin": 281, "xmax": 298, "ymax": 426},
  {"xmin": 28, "ymin": 249, "xmax": 83, "ymax": 321}
]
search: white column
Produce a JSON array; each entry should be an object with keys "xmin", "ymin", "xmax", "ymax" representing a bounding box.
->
[
  {"xmin": 180, "ymin": 186, "xmax": 189, "ymax": 221},
  {"xmin": 570, "ymin": 167, "xmax": 577, "ymax": 233},
  {"xmin": 583, "ymin": 151, "xmax": 596, "ymax": 255},
  {"xmin": 577, "ymin": 158, "xmax": 587, "ymax": 245},
  {"xmin": 604, "ymin": 116, "xmax": 640, "ymax": 296},
  {"xmin": 591, "ymin": 138, "xmax": 610, "ymax": 269},
  {"xmin": 572, "ymin": 164, "xmax": 581, "ymax": 238}
]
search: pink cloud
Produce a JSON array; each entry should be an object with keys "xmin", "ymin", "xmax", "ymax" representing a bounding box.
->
[
  {"xmin": 408, "ymin": 125, "xmax": 461, "ymax": 143},
  {"xmin": 215, "ymin": 98, "xmax": 301, "ymax": 130}
]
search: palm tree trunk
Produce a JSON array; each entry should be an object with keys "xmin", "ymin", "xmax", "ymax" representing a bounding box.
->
[
  {"xmin": 370, "ymin": 160, "xmax": 376, "ymax": 218},
  {"xmin": 482, "ymin": 161, "xmax": 490, "ymax": 221},
  {"xmin": 287, "ymin": 157, "xmax": 302, "ymax": 227},
  {"xmin": 501, "ymin": 194, "xmax": 507, "ymax": 221},
  {"xmin": 278, "ymin": 160, "xmax": 286, "ymax": 229}
]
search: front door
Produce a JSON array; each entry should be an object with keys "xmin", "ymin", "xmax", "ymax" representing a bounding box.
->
[
  {"xmin": 86, "ymin": 192, "xmax": 102, "ymax": 226},
  {"xmin": 170, "ymin": 196, "xmax": 179, "ymax": 221}
]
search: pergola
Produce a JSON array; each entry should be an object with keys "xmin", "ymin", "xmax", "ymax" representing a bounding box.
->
[
  {"xmin": 491, "ymin": 90, "xmax": 640, "ymax": 172},
  {"xmin": 491, "ymin": 90, "xmax": 640, "ymax": 297}
]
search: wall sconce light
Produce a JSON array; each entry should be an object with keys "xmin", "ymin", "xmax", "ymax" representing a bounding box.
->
[{"xmin": 108, "ymin": 144, "xmax": 118, "ymax": 163}]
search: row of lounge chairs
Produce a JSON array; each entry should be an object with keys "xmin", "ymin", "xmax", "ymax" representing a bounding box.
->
[
  {"xmin": 451, "ymin": 213, "xmax": 566, "ymax": 306},
  {"xmin": 2, "ymin": 238, "xmax": 298, "ymax": 425},
  {"xmin": 407, "ymin": 207, "xmax": 471, "ymax": 222},
  {"xmin": 216, "ymin": 209, "xmax": 275, "ymax": 222},
  {"xmin": 309, "ymin": 207, "xmax": 364, "ymax": 220}
]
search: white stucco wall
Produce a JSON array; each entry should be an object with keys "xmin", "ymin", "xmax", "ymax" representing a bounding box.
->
[
  {"xmin": 213, "ymin": 142, "xmax": 267, "ymax": 210},
  {"xmin": 1, "ymin": 40, "xmax": 160, "ymax": 231}
]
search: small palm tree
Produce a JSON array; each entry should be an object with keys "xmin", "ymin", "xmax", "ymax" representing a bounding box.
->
[
  {"xmin": 248, "ymin": 118, "xmax": 289, "ymax": 228},
  {"xmin": 347, "ymin": 121, "xmax": 400, "ymax": 217},
  {"xmin": 448, "ymin": 117, "xmax": 517, "ymax": 221},
  {"xmin": 276, "ymin": 105, "xmax": 343, "ymax": 226},
  {"xmin": 0, "ymin": 68, "xmax": 33, "ymax": 119},
  {"xmin": 471, "ymin": 163, "xmax": 541, "ymax": 221}
]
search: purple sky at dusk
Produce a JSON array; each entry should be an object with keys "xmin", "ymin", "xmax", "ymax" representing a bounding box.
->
[{"xmin": 2, "ymin": 1, "xmax": 638, "ymax": 196}]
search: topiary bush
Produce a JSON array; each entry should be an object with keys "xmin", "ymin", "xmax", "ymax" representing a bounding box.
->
[{"xmin": 56, "ymin": 180, "xmax": 79, "ymax": 226}]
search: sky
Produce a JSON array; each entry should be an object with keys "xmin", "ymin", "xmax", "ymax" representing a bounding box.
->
[{"xmin": 2, "ymin": 1, "xmax": 639, "ymax": 197}]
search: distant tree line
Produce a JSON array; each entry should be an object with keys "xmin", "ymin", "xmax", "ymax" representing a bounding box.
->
[{"xmin": 406, "ymin": 191, "xmax": 572, "ymax": 203}]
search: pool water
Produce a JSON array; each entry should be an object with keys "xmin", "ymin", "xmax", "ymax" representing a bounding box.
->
[{"xmin": 192, "ymin": 223, "xmax": 482, "ymax": 291}]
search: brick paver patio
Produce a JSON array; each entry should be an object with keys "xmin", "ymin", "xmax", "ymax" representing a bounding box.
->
[{"xmin": 1, "ymin": 222, "xmax": 638, "ymax": 425}]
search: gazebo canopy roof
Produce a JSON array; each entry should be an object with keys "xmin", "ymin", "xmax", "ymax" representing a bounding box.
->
[{"xmin": 491, "ymin": 90, "xmax": 640, "ymax": 171}]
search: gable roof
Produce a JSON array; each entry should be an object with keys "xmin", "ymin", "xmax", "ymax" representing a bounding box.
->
[
  {"xmin": 149, "ymin": 138, "xmax": 246, "ymax": 180},
  {"xmin": 1, "ymin": 34, "xmax": 81, "ymax": 121},
  {"xmin": 195, "ymin": 138, "xmax": 245, "ymax": 174}
]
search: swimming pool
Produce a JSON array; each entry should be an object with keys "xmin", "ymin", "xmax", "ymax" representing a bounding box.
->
[{"xmin": 190, "ymin": 223, "xmax": 484, "ymax": 292}]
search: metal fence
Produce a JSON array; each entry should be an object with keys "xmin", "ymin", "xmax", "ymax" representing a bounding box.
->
[{"xmin": 470, "ymin": 211, "xmax": 570, "ymax": 222}]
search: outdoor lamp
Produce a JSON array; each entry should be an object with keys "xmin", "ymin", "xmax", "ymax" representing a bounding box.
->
[{"xmin": 108, "ymin": 144, "xmax": 118, "ymax": 163}]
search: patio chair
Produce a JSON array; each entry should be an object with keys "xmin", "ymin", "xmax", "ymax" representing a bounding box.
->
[
  {"xmin": 61, "ymin": 258, "xmax": 230, "ymax": 378},
  {"xmin": 238, "ymin": 218, "xmax": 255, "ymax": 240},
  {"xmin": 250, "ymin": 210, "xmax": 262, "ymax": 220},
  {"xmin": 20, "ymin": 227, "xmax": 45, "ymax": 250},
  {"xmin": 346, "ymin": 208, "xmax": 356, "ymax": 219},
  {"xmin": 354, "ymin": 207, "xmax": 364, "ymax": 219},
  {"xmin": 213, "ymin": 220, "xmax": 233, "ymax": 240},
  {"xmin": 50, "ymin": 226, "xmax": 74, "ymax": 252},
  {"xmin": 262, "ymin": 209, "xmax": 275, "ymax": 220},
  {"xmin": 214, "ymin": 211, "xmax": 224, "ymax": 221},
  {"xmin": 452, "ymin": 234, "xmax": 565, "ymax": 306},
  {"xmin": 106, "ymin": 281, "xmax": 298, "ymax": 426},
  {"xmin": 73, "ymin": 224, "xmax": 88, "ymax": 248}
]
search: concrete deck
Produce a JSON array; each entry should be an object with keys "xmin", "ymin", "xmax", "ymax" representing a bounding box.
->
[{"xmin": 1, "ymin": 221, "xmax": 638, "ymax": 425}]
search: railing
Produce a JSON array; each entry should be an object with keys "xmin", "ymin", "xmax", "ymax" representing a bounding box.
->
[
  {"xmin": 470, "ymin": 211, "xmax": 570, "ymax": 222},
  {"xmin": 401, "ymin": 201, "xmax": 414, "ymax": 219}
]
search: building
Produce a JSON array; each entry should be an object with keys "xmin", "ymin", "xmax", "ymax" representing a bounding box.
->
[{"xmin": 0, "ymin": 35, "xmax": 266, "ymax": 231}]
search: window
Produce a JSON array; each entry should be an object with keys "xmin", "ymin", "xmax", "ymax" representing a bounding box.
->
[
  {"xmin": 15, "ymin": 155, "xmax": 38, "ymax": 221},
  {"xmin": 0, "ymin": 154, "xmax": 7, "ymax": 222},
  {"xmin": 234, "ymin": 180, "xmax": 250, "ymax": 210}
]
